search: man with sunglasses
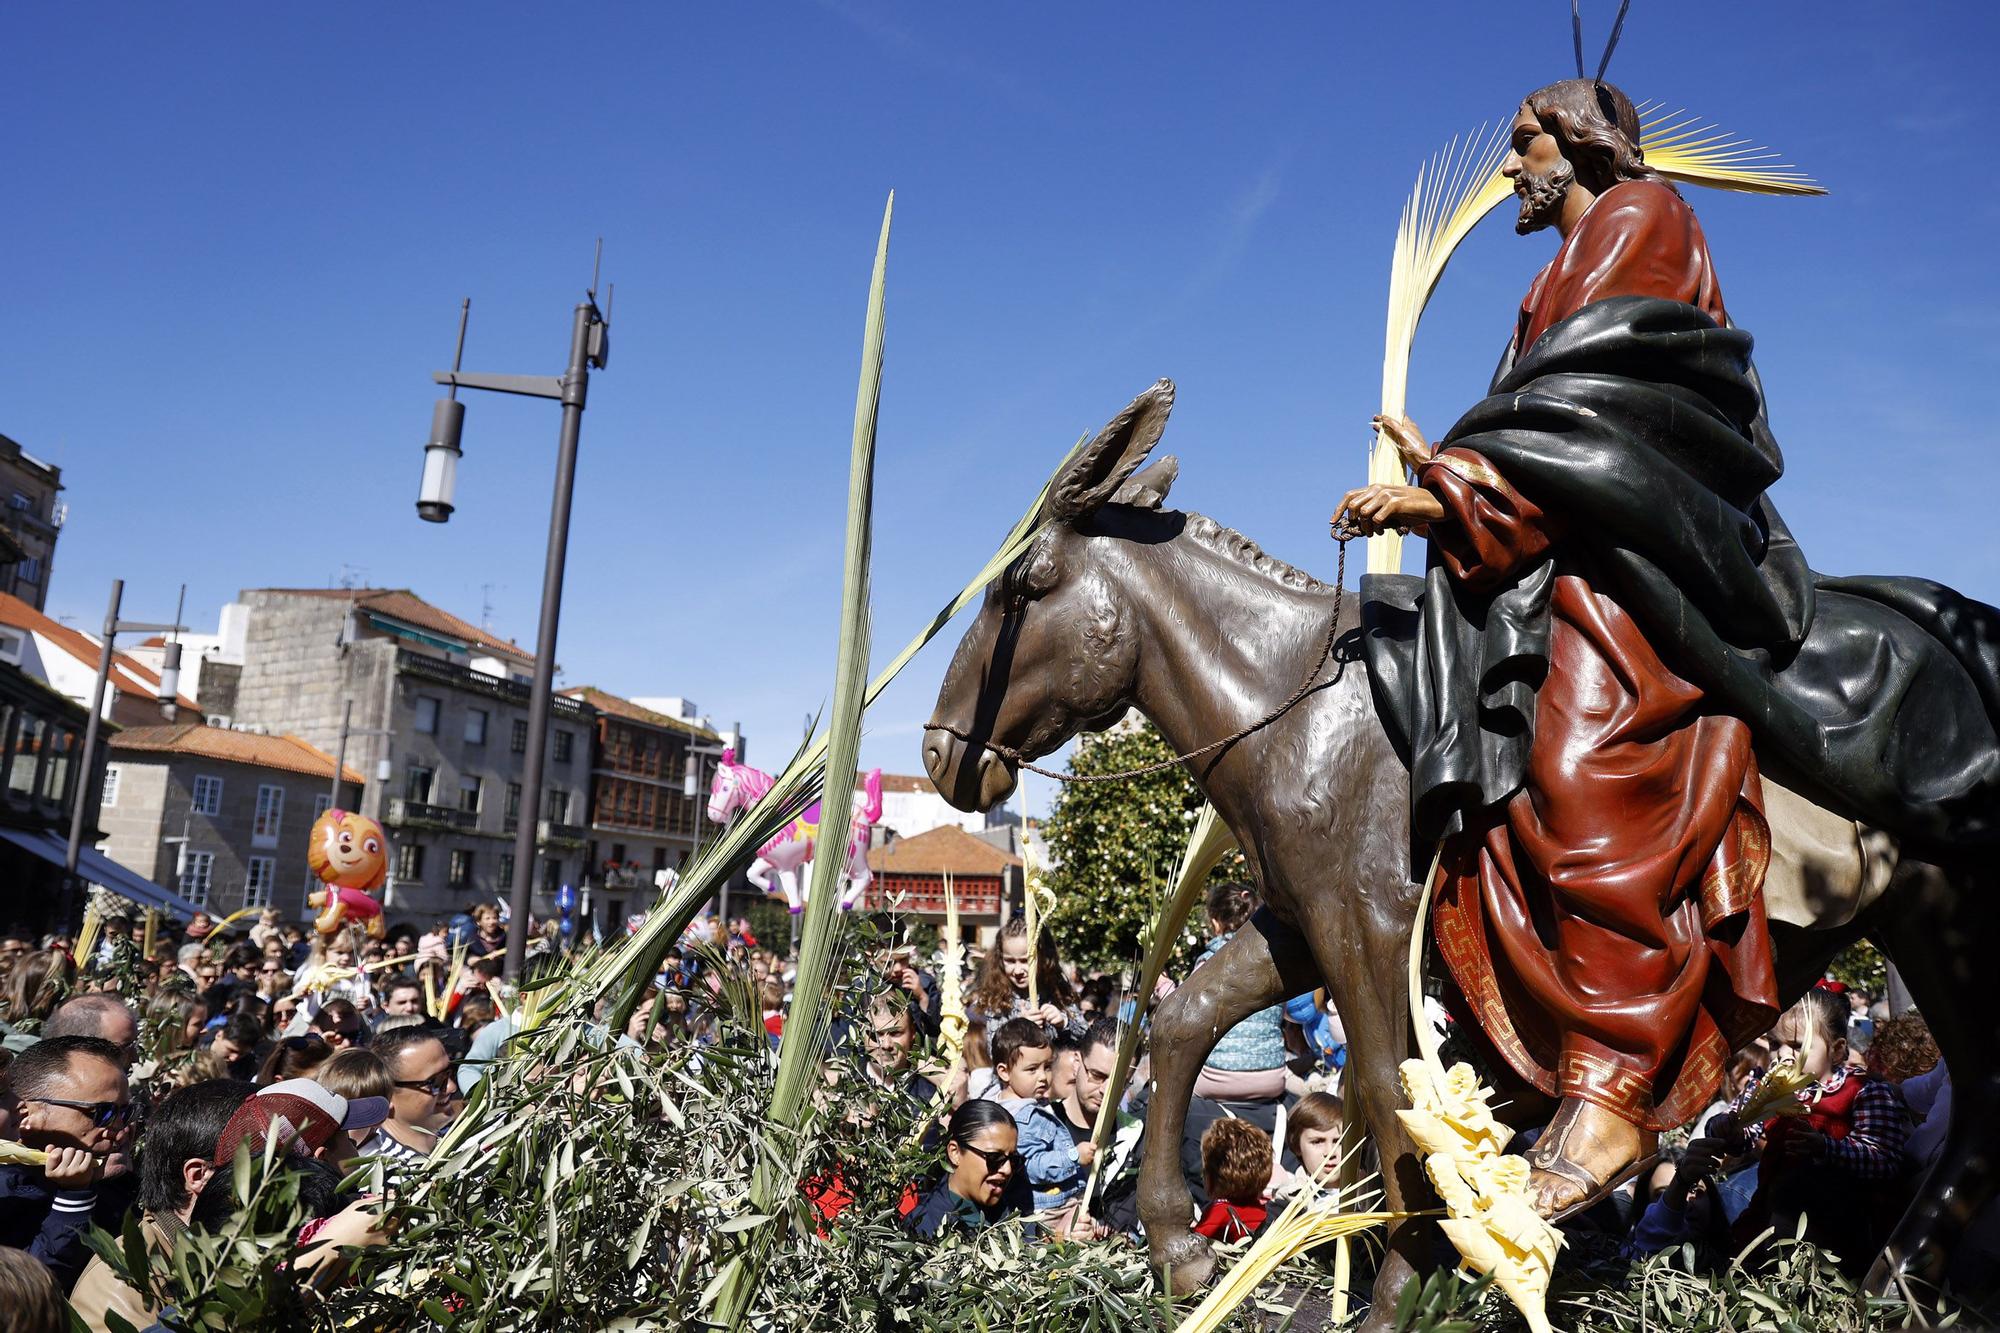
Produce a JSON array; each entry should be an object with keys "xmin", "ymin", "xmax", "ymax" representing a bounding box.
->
[
  {"xmin": 0, "ymin": 1035, "xmax": 134, "ymax": 1289},
  {"xmin": 358, "ymin": 1027, "xmax": 454, "ymax": 1172}
]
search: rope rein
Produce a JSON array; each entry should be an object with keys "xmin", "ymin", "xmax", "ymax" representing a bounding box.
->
[{"xmin": 926, "ymin": 525, "xmax": 1357, "ymax": 785}]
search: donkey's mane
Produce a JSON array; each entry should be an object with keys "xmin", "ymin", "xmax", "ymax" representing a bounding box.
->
[{"xmin": 1178, "ymin": 511, "xmax": 1331, "ymax": 594}]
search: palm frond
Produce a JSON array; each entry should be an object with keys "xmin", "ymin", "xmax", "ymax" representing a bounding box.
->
[
  {"xmin": 1639, "ymin": 105, "xmax": 1826, "ymax": 197},
  {"xmin": 1368, "ymin": 111, "xmax": 1822, "ymax": 574},
  {"xmin": 1172, "ymin": 1173, "xmax": 1418, "ymax": 1333},
  {"xmin": 1370, "ymin": 122, "xmax": 1513, "ymax": 575}
]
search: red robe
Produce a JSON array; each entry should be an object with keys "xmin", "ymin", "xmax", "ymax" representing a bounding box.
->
[{"xmin": 1419, "ymin": 180, "xmax": 1779, "ymax": 1132}]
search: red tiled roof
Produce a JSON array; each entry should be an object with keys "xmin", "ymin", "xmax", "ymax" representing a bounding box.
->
[
  {"xmin": 247, "ymin": 588, "xmax": 534, "ymax": 665},
  {"xmin": 560, "ymin": 686, "xmax": 719, "ymax": 739},
  {"xmin": 868, "ymin": 825, "xmax": 1021, "ymax": 876},
  {"xmin": 109, "ymin": 723, "xmax": 363, "ymax": 783},
  {"xmin": 0, "ymin": 592, "xmax": 202, "ymax": 712},
  {"xmin": 875, "ymin": 773, "xmax": 939, "ymax": 795}
]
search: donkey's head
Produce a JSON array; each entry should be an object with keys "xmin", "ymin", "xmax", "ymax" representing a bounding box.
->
[{"xmin": 924, "ymin": 379, "xmax": 1181, "ymax": 812}]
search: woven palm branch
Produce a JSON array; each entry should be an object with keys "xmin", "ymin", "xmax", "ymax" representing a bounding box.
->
[{"xmin": 1366, "ymin": 109, "xmax": 1823, "ymax": 573}]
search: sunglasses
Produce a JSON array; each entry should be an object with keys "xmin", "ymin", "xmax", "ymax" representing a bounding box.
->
[
  {"xmin": 951, "ymin": 1141, "xmax": 1020, "ymax": 1173},
  {"xmin": 393, "ymin": 1073, "xmax": 454, "ymax": 1096},
  {"xmin": 30, "ymin": 1096, "xmax": 135, "ymax": 1129}
]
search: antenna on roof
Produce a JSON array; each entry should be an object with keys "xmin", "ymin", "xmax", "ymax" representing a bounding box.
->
[{"xmin": 589, "ymin": 237, "xmax": 603, "ymax": 305}]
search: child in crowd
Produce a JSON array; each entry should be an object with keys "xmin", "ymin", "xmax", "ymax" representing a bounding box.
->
[
  {"xmin": 1722, "ymin": 987, "xmax": 1910, "ymax": 1274},
  {"xmin": 989, "ymin": 1017, "xmax": 1095, "ymax": 1213},
  {"xmin": 1195, "ymin": 1118, "xmax": 1273, "ymax": 1241},
  {"xmin": 759, "ymin": 980, "xmax": 786, "ymax": 1051},
  {"xmin": 1282, "ymin": 1091, "xmax": 1343, "ymax": 1190}
]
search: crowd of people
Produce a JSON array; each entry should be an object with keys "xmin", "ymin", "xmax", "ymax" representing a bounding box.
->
[{"xmin": 0, "ymin": 875, "xmax": 1984, "ymax": 1328}]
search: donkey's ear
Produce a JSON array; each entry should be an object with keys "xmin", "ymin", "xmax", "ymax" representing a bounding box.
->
[
  {"xmin": 1110, "ymin": 455, "xmax": 1178, "ymax": 510},
  {"xmin": 1044, "ymin": 379, "xmax": 1175, "ymax": 524}
]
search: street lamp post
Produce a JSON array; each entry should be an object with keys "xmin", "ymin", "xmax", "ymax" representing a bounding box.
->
[
  {"xmin": 64, "ymin": 579, "xmax": 187, "ymax": 927},
  {"xmin": 416, "ymin": 279, "xmax": 610, "ymax": 979}
]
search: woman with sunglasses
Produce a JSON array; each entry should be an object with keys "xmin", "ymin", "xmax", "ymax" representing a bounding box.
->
[{"xmin": 901, "ymin": 1099, "xmax": 1030, "ymax": 1238}]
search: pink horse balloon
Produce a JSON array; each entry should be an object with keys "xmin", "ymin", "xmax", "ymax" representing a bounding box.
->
[{"xmin": 706, "ymin": 749, "xmax": 884, "ymax": 914}]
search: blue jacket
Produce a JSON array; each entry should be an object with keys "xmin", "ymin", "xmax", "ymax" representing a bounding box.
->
[
  {"xmin": 1002, "ymin": 1096, "xmax": 1086, "ymax": 1209},
  {"xmin": 0, "ymin": 1163, "xmax": 99, "ymax": 1290}
]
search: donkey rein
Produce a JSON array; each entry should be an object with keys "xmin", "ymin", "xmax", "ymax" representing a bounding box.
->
[{"xmin": 927, "ymin": 528, "xmax": 1356, "ymax": 785}]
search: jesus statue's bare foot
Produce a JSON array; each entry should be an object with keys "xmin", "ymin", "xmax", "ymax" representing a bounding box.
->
[{"xmin": 1524, "ymin": 1097, "xmax": 1658, "ymax": 1221}]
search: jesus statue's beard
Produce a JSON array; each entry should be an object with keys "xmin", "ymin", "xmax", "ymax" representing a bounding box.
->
[{"xmin": 1514, "ymin": 158, "xmax": 1575, "ymax": 234}]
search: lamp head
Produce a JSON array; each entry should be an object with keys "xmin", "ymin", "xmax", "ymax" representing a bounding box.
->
[{"xmin": 417, "ymin": 399, "xmax": 466, "ymax": 524}]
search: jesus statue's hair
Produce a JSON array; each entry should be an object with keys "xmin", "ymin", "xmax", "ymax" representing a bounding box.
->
[{"xmin": 1523, "ymin": 78, "xmax": 1670, "ymax": 197}]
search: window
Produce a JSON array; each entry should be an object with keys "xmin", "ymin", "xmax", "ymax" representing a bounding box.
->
[
  {"xmin": 413, "ymin": 696, "xmax": 441, "ymax": 734},
  {"xmin": 313, "ymin": 793, "xmax": 332, "ymax": 819},
  {"xmin": 6, "ymin": 714, "xmax": 43, "ymax": 796},
  {"xmin": 253, "ymin": 784, "xmax": 284, "ymax": 846},
  {"xmin": 0, "ymin": 627, "xmax": 23, "ymax": 665},
  {"xmin": 458, "ymin": 775, "xmax": 482, "ymax": 814},
  {"xmin": 16, "ymin": 557, "xmax": 40, "ymax": 585},
  {"xmin": 397, "ymin": 844, "xmax": 425, "ymax": 880},
  {"xmin": 6, "ymin": 492, "xmax": 26, "ymax": 511},
  {"xmin": 405, "ymin": 766, "xmax": 434, "ymax": 804},
  {"xmin": 653, "ymin": 846, "xmax": 668, "ymax": 872},
  {"xmin": 101, "ymin": 765, "xmax": 121, "ymax": 808},
  {"xmin": 180, "ymin": 851, "xmax": 214, "ymax": 905},
  {"xmin": 192, "ymin": 774, "xmax": 224, "ymax": 815},
  {"xmin": 245, "ymin": 856, "xmax": 275, "ymax": 908},
  {"xmin": 464, "ymin": 709, "xmax": 488, "ymax": 745},
  {"xmin": 552, "ymin": 730, "xmax": 574, "ymax": 763},
  {"xmin": 545, "ymin": 788, "xmax": 569, "ymax": 823},
  {"xmin": 542, "ymin": 858, "xmax": 562, "ymax": 892},
  {"xmin": 449, "ymin": 849, "xmax": 472, "ymax": 887},
  {"xmin": 499, "ymin": 852, "xmax": 515, "ymax": 887},
  {"xmin": 511, "ymin": 719, "xmax": 528, "ymax": 754},
  {"xmin": 610, "ymin": 842, "xmax": 626, "ymax": 865}
]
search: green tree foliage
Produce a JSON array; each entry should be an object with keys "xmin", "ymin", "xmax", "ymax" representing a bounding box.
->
[{"xmin": 1041, "ymin": 722, "xmax": 1243, "ymax": 971}]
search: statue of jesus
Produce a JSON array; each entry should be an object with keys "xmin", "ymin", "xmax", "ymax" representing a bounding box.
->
[{"xmin": 1339, "ymin": 79, "xmax": 1780, "ymax": 1218}]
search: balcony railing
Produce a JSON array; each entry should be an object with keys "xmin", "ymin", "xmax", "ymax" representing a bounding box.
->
[
  {"xmin": 388, "ymin": 798, "xmax": 479, "ymax": 831},
  {"xmin": 538, "ymin": 819, "xmax": 588, "ymax": 847},
  {"xmin": 396, "ymin": 650, "xmax": 591, "ymax": 719}
]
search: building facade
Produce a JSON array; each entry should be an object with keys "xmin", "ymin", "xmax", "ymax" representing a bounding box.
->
[
  {"xmin": 98, "ymin": 725, "xmax": 362, "ymax": 923},
  {"xmin": 0, "ymin": 593, "xmax": 201, "ymax": 728},
  {"xmin": 0, "ymin": 435, "xmax": 63, "ymax": 612},
  {"xmin": 560, "ymin": 687, "xmax": 738, "ymax": 930},
  {"xmin": 0, "ymin": 661, "xmax": 101, "ymax": 930},
  {"xmin": 859, "ymin": 824, "xmax": 1019, "ymax": 945},
  {"xmin": 225, "ymin": 588, "xmax": 594, "ymax": 925}
]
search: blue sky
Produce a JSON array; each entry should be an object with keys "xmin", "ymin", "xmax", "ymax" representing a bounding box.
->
[{"xmin": 7, "ymin": 3, "xmax": 1997, "ymax": 814}]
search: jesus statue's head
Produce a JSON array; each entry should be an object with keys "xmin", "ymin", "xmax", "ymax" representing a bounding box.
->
[{"xmin": 1503, "ymin": 79, "xmax": 1666, "ymax": 234}]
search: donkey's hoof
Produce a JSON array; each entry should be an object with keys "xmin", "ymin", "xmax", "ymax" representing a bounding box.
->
[{"xmin": 1154, "ymin": 1231, "xmax": 1218, "ymax": 1299}]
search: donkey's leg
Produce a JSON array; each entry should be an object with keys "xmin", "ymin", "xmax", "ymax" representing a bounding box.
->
[
  {"xmin": 1295, "ymin": 883, "xmax": 1434, "ymax": 1333},
  {"xmin": 1141, "ymin": 907, "xmax": 1319, "ymax": 1295},
  {"xmin": 1864, "ymin": 858, "xmax": 2000, "ymax": 1296}
]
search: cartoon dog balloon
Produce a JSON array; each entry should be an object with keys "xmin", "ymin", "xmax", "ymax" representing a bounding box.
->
[{"xmin": 306, "ymin": 808, "xmax": 389, "ymax": 940}]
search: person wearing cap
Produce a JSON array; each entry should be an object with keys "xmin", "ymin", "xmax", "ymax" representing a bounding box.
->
[
  {"xmin": 213, "ymin": 1077, "xmax": 390, "ymax": 1173},
  {"xmin": 70, "ymin": 1079, "xmax": 253, "ymax": 1333}
]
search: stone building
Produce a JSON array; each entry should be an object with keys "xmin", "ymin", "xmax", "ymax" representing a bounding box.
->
[
  {"xmin": 0, "ymin": 434, "xmax": 63, "ymax": 612},
  {"xmin": 225, "ymin": 588, "xmax": 594, "ymax": 925},
  {"xmin": 98, "ymin": 724, "xmax": 362, "ymax": 922}
]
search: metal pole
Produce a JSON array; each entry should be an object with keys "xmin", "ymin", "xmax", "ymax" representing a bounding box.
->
[
  {"xmin": 504, "ymin": 301, "xmax": 594, "ymax": 979},
  {"xmin": 64, "ymin": 579, "xmax": 123, "ymax": 929},
  {"xmin": 329, "ymin": 698, "xmax": 352, "ymax": 810}
]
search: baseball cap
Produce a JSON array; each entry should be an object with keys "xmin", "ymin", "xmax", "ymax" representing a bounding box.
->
[{"xmin": 215, "ymin": 1078, "xmax": 392, "ymax": 1162}]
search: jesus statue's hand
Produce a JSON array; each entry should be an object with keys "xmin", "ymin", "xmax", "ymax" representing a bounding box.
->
[
  {"xmin": 1336, "ymin": 484, "xmax": 1446, "ymax": 538},
  {"xmin": 1372, "ymin": 413, "xmax": 1433, "ymax": 473}
]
